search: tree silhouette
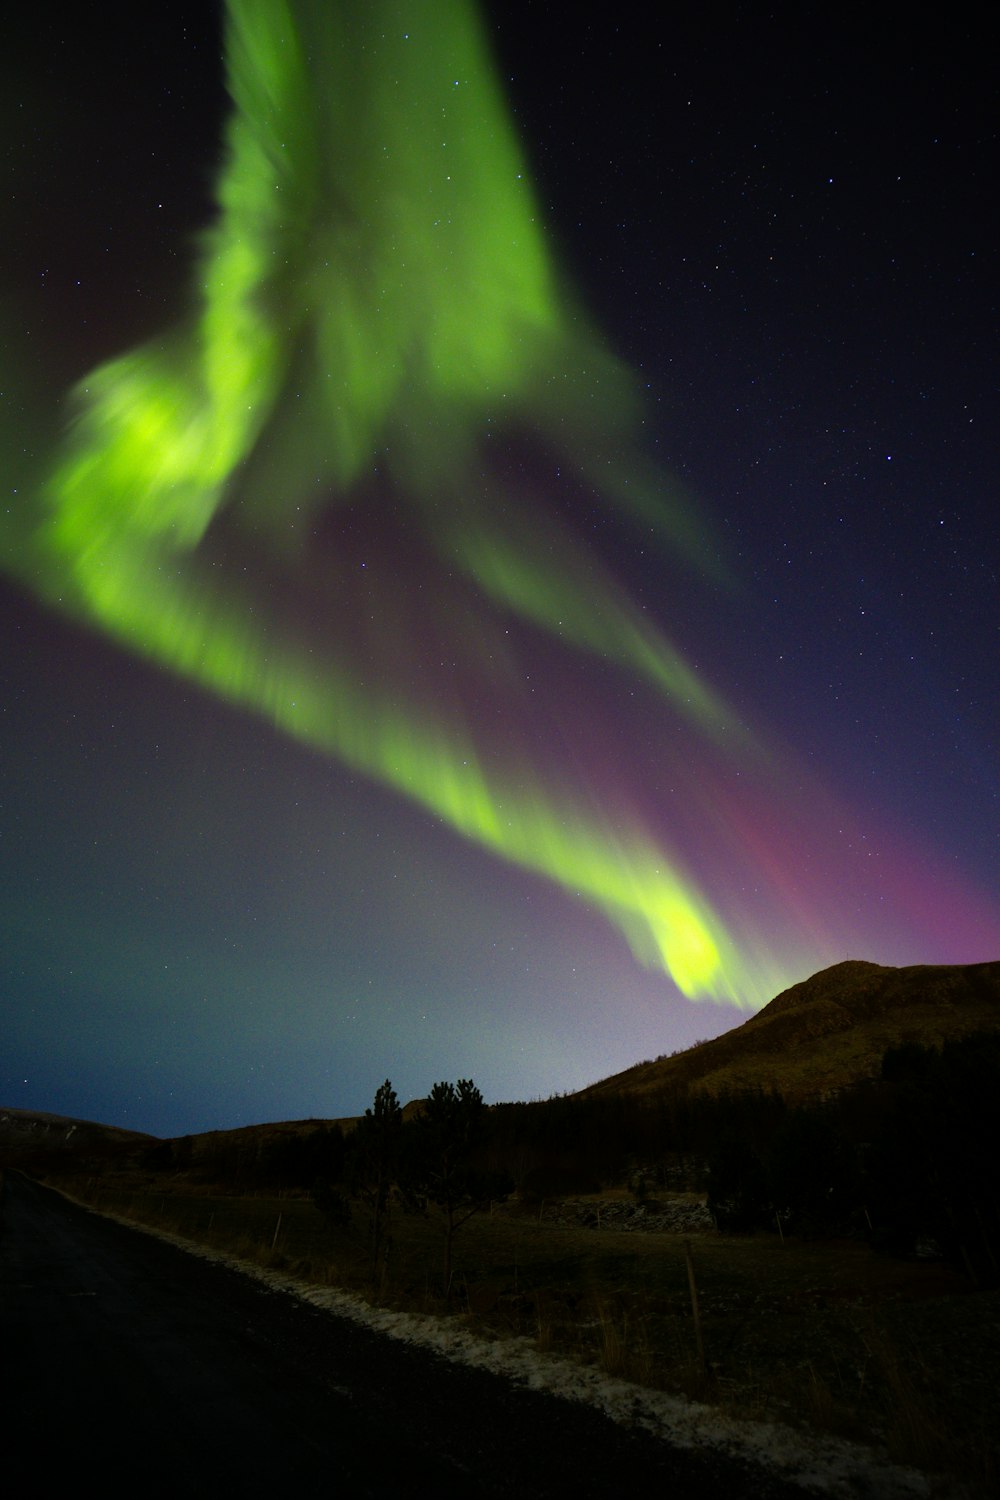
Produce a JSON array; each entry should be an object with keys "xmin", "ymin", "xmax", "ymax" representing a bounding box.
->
[
  {"xmin": 346, "ymin": 1079, "xmax": 402, "ymax": 1291},
  {"xmin": 404, "ymin": 1078, "xmax": 510, "ymax": 1302}
]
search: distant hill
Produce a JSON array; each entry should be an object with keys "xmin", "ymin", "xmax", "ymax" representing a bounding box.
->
[
  {"xmin": 579, "ymin": 960, "xmax": 1000, "ymax": 1104},
  {"xmin": 0, "ymin": 1106, "xmax": 154, "ymax": 1168}
]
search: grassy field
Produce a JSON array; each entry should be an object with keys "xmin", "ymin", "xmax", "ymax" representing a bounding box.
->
[{"xmin": 53, "ymin": 1172, "xmax": 998, "ymax": 1494}]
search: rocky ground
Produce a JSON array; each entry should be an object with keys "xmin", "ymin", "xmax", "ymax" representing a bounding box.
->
[{"xmin": 534, "ymin": 1195, "xmax": 714, "ymax": 1234}]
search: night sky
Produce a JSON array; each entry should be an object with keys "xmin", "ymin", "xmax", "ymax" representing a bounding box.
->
[{"xmin": 2, "ymin": 2, "xmax": 996, "ymax": 1138}]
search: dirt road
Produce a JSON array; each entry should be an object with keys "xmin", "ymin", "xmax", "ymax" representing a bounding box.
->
[{"xmin": 1, "ymin": 1173, "xmax": 813, "ymax": 1495}]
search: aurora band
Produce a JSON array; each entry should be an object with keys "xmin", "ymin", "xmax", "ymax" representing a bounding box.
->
[{"xmin": 12, "ymin": 0, "xmax": 755, "ymax": 1004}]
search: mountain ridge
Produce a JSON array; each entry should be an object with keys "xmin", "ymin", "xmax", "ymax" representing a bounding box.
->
[{"xmin": 579, "ymin": 959, "xmax": 1000, "ymax": 1103}]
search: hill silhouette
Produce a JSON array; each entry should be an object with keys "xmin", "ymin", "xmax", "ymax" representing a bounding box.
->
[
  {"xmin": 578, "ymin": 959, "xmax": 1000, "ymax": 1104},
  {"xmin": 0, "ymin": 1106, "xmax": 154, "ymax": 1170}
]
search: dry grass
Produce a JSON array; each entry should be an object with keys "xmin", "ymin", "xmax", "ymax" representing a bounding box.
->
[{"xmin": 59, "ymin": 1175, "xmax": 998, "ymax": 1494}]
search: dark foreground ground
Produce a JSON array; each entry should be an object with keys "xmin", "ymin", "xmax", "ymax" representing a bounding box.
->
[{"xmin": 0, "ymin": 1173, "xmax": 826, "ymax": 1497}]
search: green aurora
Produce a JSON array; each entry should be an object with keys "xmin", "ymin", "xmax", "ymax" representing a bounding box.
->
[{"xmin": 5, "ymin": 0, "xmax": 760, "ymax": 1004}]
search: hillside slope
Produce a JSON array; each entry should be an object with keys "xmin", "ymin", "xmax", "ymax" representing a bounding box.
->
[
  {"xmin": 0, "ymin": 1106, "xmax": 154, "ymax": 1167},
  {"xmin": 580, "ymin": 959, "xmax": 1000, "ymax": 1103}
]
